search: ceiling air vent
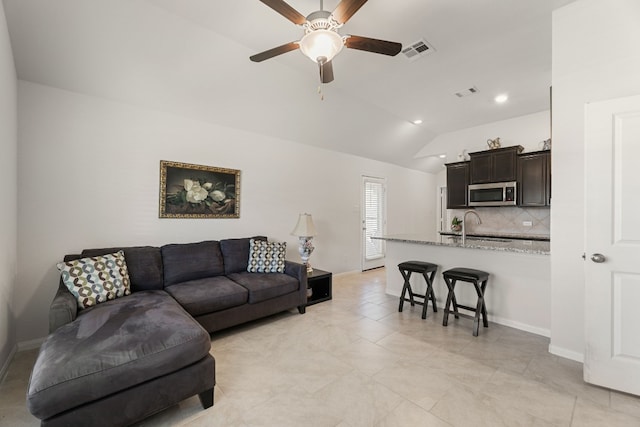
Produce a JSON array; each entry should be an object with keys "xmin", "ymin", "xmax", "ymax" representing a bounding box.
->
[
  {"xmin": 401, "ymin": 38, "xmax": 435, "ymax": 61},
  {"xmin": 454, "ymin": 86, "xmax": 479, "ymax": 98}
]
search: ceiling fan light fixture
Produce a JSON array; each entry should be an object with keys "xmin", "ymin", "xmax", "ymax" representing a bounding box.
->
[{"xmin": 299, "ymin": 29, "xmax": 344, "ymax": 63}]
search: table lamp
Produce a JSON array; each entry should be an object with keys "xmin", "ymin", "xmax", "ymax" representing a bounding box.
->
[{"xmin": 291, "ymin": 213, "xmax": 317, "ymax": 273}]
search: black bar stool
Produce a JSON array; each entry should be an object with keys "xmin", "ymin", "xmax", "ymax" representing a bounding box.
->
[
  {"xmin": 442, "ymin": 268, "xmax": 490, "ymax": 336},
  {"xmin": 398, "ymin": 261, "xmax": 438, "ymax": 319}
]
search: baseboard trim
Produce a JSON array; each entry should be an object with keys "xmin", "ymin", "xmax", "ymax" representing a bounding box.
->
[
  {"xmin": 549, "ymin": 344, "xmax": 584, "ymax": 363},
  {"xmin": 0, "ymin": 344, "xmax": 18, "ymax": 384},
  {"xmin": 488, "ymin": 315, "xmax": 551, "ymax": 338},
  {"xmin": 17, "ymin": 337, "xmax": 45, "ymax": 351},
  {"xmin": 386, "ymin": 287, "xmax": 550, "ymax": 338},
  {"xmin": 334, "ymin": 270, "xmax": 360, "ymax": 278}
]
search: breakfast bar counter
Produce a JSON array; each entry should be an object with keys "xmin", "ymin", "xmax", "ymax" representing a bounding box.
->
[
  {"xmin": 378, "ymin": 233, "xmax": 550, "ymax": 255},
  {"xmin": 375, "ymin": 234, "xmax": 551, "ymax": 336}
]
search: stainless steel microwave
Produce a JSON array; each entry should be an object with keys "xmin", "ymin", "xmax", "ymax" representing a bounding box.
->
[{"xmin": 468, "ymin": 181, "xmax": 517, "ymax": 206}]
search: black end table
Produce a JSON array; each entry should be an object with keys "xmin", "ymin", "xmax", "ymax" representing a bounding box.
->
[{"xmin": 306, "ymin": 269, "xmax": 332, "ymax": 306}]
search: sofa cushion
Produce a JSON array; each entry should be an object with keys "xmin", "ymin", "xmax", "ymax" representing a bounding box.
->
[
  {"xmin": 57, "ymin": 251, "xmax": 131, "ymax": 309},
  {"xmin": 81, "ymin": 246, "xmax": 164, "ymax": 292},
  {"xmin": 228, "ymin": 272, "xmax": 299, "ymax": 304},
  {"xmin": 27, "ymin": 290, "xmax": 211, "ymax": 420},
  {"xmin": 165, "ymin": 276, "xmax": 248, "ymax": 316},
  {"xmin": 247, "ymin": 239, "xmax": 286, "ymax": 273},
  {"xmin": 220, "ymin": 236, "xmax": 267, "ymax": 275},
  {"xmin": 162, "ymin": 240, "xmax": 225, "ymax": 286}
]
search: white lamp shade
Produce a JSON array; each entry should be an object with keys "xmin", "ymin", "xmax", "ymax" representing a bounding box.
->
[
  {"xmin": 291, "ymin": 213, "xmax": 317, "ymax": 237},
  {"xmin": 299, "ymin": 30, "xmax": 344, "ymax": 63}
]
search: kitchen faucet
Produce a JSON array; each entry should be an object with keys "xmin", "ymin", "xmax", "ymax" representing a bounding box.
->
[{"xmin": 462, "ymin": 210, "xmax": 482, "ymax": 245}]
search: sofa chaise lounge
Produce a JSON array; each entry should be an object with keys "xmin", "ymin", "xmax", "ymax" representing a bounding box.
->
[{"xmin": 26, "ymin": 236, "xmax": 307, "ymax": 427}]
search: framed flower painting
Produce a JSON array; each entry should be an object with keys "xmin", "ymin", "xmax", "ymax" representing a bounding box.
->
[{"xmin": 159, "ymin": 160, "xmax": 240, "ymax": 218}]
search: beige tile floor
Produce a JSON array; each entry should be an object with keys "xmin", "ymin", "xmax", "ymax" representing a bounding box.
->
[{"xmin": 2, "ymin": 268, "xmax": 640, "ymax": 426}]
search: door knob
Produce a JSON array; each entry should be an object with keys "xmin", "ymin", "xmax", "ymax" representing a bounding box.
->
[{"xmin": 591, "ymin": 253, "xmax": 606, "ymax": 263}]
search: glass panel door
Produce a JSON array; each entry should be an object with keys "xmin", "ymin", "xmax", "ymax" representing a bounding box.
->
[{"xmin": 362, "ymin": 176, "xmax": 386, "ymax": 270}]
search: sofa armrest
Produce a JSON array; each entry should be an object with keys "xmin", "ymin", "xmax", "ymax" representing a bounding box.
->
[
  {"xmin": 49, "ymin": 282, "xmax": 77, "ymax": 333},
  {"xmin": 284, "ymin": 260, "xmax": 308, "ymax": 291}
]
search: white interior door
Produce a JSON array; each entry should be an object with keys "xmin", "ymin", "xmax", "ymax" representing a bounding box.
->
[
  {"xmin": 584, "ymin": 94, "xmax": 640, "ymax": 396},
  {"xmin": 362, "ymin": 176, "xmax": 386, "ymax": 271}
]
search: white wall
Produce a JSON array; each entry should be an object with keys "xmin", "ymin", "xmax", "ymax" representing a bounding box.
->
[
  {"xmin": 418, "ymin": 110, "xmax": 551, "ymax": 162},
  {"xmin": 0, "ymin": 1, "xmax": 18, "ymax": 375},
  {"xmin": 15, "ymin": 81, "xmax": 436, "ymax": 343},
  {"xmin": 551, "ymin": 0, "xmax": 640, "ymax": 360}
]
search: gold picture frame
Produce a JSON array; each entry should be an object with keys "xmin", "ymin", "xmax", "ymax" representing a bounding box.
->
[{"xmin": 159, "ymin": 160, "xmax": 240, "ymax": 218}]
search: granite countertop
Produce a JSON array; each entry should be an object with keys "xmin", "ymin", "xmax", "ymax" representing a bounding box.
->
[{"xmin": 374, "ymin": 234, "xmax": 550, "ymax": 255}]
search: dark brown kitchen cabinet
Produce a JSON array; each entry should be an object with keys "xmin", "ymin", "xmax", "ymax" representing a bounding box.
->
[
  {"xmin": 469, "ymin": 145, "xmax": 523, "ymax": 184},
  {"xmin": 518, "ymin": 150, "xmax": 551, "ymax": 206},
  {"xmin": 445, "ymin": 161, "xmax": 469, "ymax": 208}
]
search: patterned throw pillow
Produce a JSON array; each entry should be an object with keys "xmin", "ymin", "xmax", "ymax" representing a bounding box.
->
[
  {"xmin": 57, "ymin": 250, "xmax": 132, "ymax": 309},
  {"xmin": 247, "ymin": 239, "xmax": 286, "ymax": 273}
]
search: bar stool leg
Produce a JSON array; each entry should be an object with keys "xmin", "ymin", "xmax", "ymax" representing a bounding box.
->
[
  {"xmin": 442, "ymin": 277, "xmax": 456, "ymax": 326},
  {"xmin": 472, "ymin": 306, "xmax": 480, "ymax": 336},
  {"xmin": 480, "ymin": 280, "xmax": 488, "ymax": 327},
  {"xmin": 447, "ymin": 278, "xmax": 460, "ymax": 319},
  {"xmin": 451, "ymin": 286, "xmax": 460, "ymax": 319},
  {"xmin": 420, "ymin": 285, "xmax": 428, "ymax": 319},
  {"xmin": 471, "ymin": 279, "xmax": 489, "ymax": 336},
  {"xmin": 398, "ymin": 269, "xmax": 414, "ymax": 312},
  {"xmin": 426, "ymin": 271, "xmax": 438, "ymax": 312},
  {"xmin": 420, "ymin": 270, "xmax": 437, "ymax": 319}
]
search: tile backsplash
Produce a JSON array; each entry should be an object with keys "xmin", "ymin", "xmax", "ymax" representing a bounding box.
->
[{"xmin": 448, "ymin": 207, "xmax": 550, "ymax": 237}]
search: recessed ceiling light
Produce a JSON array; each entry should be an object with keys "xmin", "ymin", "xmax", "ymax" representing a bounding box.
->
[
  {"xmin": 494, "ymin": 94, "xmax": 508, "ymax": 103},
  {"xmin": 412, "ymin": 119, "xmax": 423, "ymax": 125},
  {"xmin": 438, "ymin": 154, "xmax": 446, "ymax": 159}
]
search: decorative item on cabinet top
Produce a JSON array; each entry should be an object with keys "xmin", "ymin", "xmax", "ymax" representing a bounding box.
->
[{"xmin": 487, "ymin": 137, "xmax": 501, "ymax": 149}]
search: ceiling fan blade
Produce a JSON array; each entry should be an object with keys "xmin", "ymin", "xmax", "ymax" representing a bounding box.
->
[
  {"xmin": 258, "ymin": 0, "xmax": 307, "ymax": 25},
  {"xmin": 250, "ymin": 42, "xmax": 299, "ymax": 62},
  {"xmin": 331, "ymin": 0, "xmax": 368, "ymax": 24},
  {"xmin": 318, "ymin": 59, "xmax": 335, "ymax": 84},
  {"xmin": 345, "ymin": 35, "xmax": 402, "ymax": 56}
]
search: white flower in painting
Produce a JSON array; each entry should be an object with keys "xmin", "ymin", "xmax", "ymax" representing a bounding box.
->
[
  {"xmin": 202, "ymin": 182, "xmax": 213, "ymax": 190},
  {"xmin": 184, "ymin": 179, "xmax": 208, "ymax": 203},
  {"xmin": 210, "ymin": 190, "xmax": 226, "ymax": 202}
]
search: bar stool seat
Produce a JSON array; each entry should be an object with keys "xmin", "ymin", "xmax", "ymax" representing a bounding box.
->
[
  {"xmin": 442, "ymin": 267, "xmax": 490, "ymax": 336},
  {"xmin": 398, "ymin": 261, "xmax": 438, "ymax": 319}
]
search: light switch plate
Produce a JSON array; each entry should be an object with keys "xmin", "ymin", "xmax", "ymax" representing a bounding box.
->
[{"xmin": 523, "ymin": 221, "xmax": 533, "ymax": 227}]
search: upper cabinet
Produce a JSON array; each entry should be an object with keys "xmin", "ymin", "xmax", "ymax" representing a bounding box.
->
[
  {"xmin": 518, "ymin": 150, "xmax": 551, "ymax": 206},
  {"xmin": 445, "ymin": 146, "xmax": 550, "ymax": 210},
  {"xmin": 445, "ymin": 161, "xmax": 469, "ymax": 209},
  {"xmin": 469, "ymin": 145, "xmax": 523, "ymax": 184}
]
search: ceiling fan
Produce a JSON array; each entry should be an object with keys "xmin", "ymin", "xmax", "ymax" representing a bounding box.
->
[{"xmin": 250, "ymin": 0, "xmax": 402, "ymax": 84}]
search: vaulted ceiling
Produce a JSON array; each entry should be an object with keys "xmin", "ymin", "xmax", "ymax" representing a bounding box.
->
[{"xmin": 3, "ymin": 0, "xmax": 574, "ymax": 173}]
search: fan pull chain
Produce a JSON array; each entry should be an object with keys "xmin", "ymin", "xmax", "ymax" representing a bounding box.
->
[{"xmin": 317, "ymin": 85, "xmax": 324, "ymax": 101}]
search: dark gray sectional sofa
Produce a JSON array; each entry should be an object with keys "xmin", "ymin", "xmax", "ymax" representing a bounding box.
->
[{"xmin": 27, "ymin": 236, "xmax": 308, "ymax": 427}]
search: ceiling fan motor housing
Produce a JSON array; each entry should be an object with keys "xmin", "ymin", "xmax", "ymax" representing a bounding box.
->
[{"xmin": 305, "ymin": 10, "xmax": 340, "ymax": 31}]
